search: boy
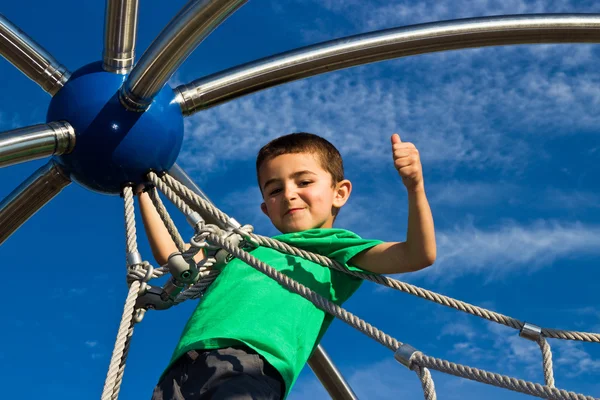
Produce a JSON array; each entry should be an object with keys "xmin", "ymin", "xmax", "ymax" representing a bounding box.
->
[{"xmin": 142, "ymin": 132, "xmax": 436, "ymax": 399}]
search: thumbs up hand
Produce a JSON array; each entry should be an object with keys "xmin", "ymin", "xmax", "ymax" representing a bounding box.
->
[{"xmin": 391, "ymin": 133, "xmax": 424, "ymax": 192}]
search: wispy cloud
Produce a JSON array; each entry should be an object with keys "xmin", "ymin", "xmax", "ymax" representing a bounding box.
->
[
  {"xmin": 543, "ymin": 189, "xmax": 600, "ymax": 210},
  {"xmin": 290, "ymin": 355, "xmax": 538, "ymax": 400},
  {"xmin": 289, "ymin": 359, "xmax": 424, "ymax": 400},
  {"xmin": 180, "ymin": 41, "xmax": 600, "ymax": 186},
  {"xmin": 409, "ymin": 220, "xmax": 600, "ymax": 282},
  {"xmin": 84, "ymin": 340, "xmax": 98, "ymax": 348},
  {"xmin": 434, "ymin": 316, "xmax": 600, "ymax": 385},
  {"xmin": 553, "ymin": 340, "xmax": 600, "ymax": 377},
  {"xmin": 298, "ymin": 0, "xmax": 599, "ymax": 32},
  {"xmin": 428, "ymin": 181, "xmax": 518, "ymax": 208}
]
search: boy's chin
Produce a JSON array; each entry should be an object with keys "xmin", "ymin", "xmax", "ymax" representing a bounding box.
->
[
  {"xmin": 277, "ymin": 222, "xmax": 314, "ymax": 234},
  {"xmin": 277, "ymin": 221, "xmax": 330, "ymax": 234}
]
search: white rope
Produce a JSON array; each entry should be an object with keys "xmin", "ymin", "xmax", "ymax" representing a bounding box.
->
[
  {"xmin": 105, "ymin": 173, "xmax": 598, "ymax": 400},
  {"xmin": 155, "ymin": 172, "xmax": 598, "ymax": 400},
  {"xmin": 101, "ymin": 187, "xmax": 143, "ymax": 400}
]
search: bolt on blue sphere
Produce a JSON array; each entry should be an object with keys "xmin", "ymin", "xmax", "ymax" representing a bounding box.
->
[{"xmin": 46, "ymin": 62, "xmax": 184, "ymax": 194}]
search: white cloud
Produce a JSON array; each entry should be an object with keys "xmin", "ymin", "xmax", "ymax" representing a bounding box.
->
[
  {"xmin": 85, "ymin": 340, "xmax": 98, "ymax": 348},
  {"xmin": 429, "ymin": 181, "xmax": 519, "ymax": 208},
  {"xmin": 411, "ymin": 220, "xmax": 600, "ymax": 282},
  {"xmin": 553, "ymin": 341, "xmax": 600, "ymax": 377},
  {"xmin": 439, "ymin": 322, "xmax": 478, "ymax": 340},
  {"xmin": 179, "ymin": 42, "xmax": 600, "ymax": 186},
  {"xmin": 299, "ymin": 0, "xmax": 598, "ymax": 32},
  {"xmin": 289, "ymin": 359, "xmax": 424, "ymax": 400},
  {"xmin": 543, "ymin": 189, "xmax": 600, "ymax": 210},
  {"xmin": 290, "ymin": 356, "xmax": 536, "ymax": 400}
]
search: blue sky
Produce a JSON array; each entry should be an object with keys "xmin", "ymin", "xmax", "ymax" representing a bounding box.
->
[{"xmin": 1, "ymin": 0, "xmax": 599, "ymax": 399}]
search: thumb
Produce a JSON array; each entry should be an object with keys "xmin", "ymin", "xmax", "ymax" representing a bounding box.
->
[{"xmin": 391, "ymin": 133, "xmax": 402, "ymax": 144}]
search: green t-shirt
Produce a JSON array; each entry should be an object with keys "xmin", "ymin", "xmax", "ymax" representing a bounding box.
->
[{"xmin": 167, "ymin": 228, "xmax": 382, "ymax": 396}]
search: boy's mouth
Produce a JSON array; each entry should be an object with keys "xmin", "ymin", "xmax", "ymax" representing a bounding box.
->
[{"xmin": 284, "ymin": 208, "xmax": 304, "ymax": 216}]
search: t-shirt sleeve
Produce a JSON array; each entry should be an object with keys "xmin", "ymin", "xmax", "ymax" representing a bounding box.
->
[{"xmin": 327, "ymin": 238, "xmax": 383, "ymax": 274}]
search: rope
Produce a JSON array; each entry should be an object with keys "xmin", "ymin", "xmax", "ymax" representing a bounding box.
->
[
  {"xmin": 542, "ymin": 328, "xmax": 600, "ymax": 343},
  {"xmin": 413, "ymin": 364, "xmax": 436, "ymax": 400},
  {"xmin": 191, "ymin": 226, "xmax": 596, "ymax": 400},
  {"xmin": 159, "ymin": 172, "xmax": 231, "ymax": 226},
  {"xmin": 196, "ymin": 229, "xmax": 403, "ymax": 351},
  {"xmin": 101, "ymin": 187, "xmax": 142, "ymax": 400},
  {"xmin": 148, "ymin": 187, "xmax": 186, "ymax": 252},
  {"xmin": 123, "ymin": 186, "xmax": 137, "ymax": 254},
  {"xmin": 163, "ymin": 171, "xmax": 600, "ymax": 343},
  {"xmin": 110, "ymin": 172, "xmax": 600, "ymax": 400},
  {"xmin": 538, "ymin": 337, "xmax": 555, "ymax": 388},
  {"xmin": 148, "ymin": 172, "xmax": 193, "ymax": 216},
  {"xmin": 175, "ymin": 270, "xmax": 221, "ymax": 303},
  {"xmin": 411, "ymin": 353, "xmax": 595, "ymax": 400}
]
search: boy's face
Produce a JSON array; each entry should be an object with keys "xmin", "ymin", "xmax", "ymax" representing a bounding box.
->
[{"xmin": 258, "ymin": 152, "xmax": 351, "ymax": 234}]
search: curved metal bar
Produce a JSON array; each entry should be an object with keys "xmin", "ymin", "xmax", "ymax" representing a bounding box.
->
[
  {"xmin": 103, "ymin": 0, "xmax": 139, "ymax": 73},
  {"xmin": 120, "ymin": 0, "xmax": 247, "ymax": 111},
  {"xmin": 0, "ymin": 160, "xmax": 70, "ymax": 245},
  {"xmin": 174, "ymin": 14, "xmax": 600, "ymax": 115},
  {"xmin": 308, "ymin": 345, "xmax": 358, "ymax": 400},
  {"xmin": 0, "ymin": 14, "xmax": 70, "ymax": 96},
  {"xmin": 0, "ymin": 122, "xmax": 75, "ymax": 168}
]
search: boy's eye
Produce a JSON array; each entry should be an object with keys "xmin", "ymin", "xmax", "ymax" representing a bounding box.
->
[
  {"xmin": 299, "ymin": 181, "xmax": 312, "ymax": 186},
  {"xmin": 269, "ymin": 188, "xmax": 282, "ymax": 195}
]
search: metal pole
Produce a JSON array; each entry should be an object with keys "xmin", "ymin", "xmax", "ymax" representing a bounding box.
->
[
  {"xmin": 0, "ymin": 122, "xmax": 75, "ymax": 168},
  {"xmin": 174, "ymin": 14, "xmax": 600, "ymax": 115},
  {"xmin": 167, "ymin": 163, "xmax": 227, "ymax": 228},
  {"xmin": 120, "ymin": 0, "xmax": 247, "ymax": 111},
  {"xmin": 0, "ymin": 160, "xmax": 71, "ymax": 245},
  {"xmin": 308, "ymin": 345, "xmax": 358, "ymax": 400},
  {"xmin": 0, "ymin": 14, "xmax": 70, "ymax": 96},
  {"xmin": 103, "ymin": 0, "xmax": 139, "ymax": 74}
]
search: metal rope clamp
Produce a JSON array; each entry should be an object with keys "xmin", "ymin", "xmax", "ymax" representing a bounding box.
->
[
  {"xmin": 519, "ymin": 322, "xmax": 542, "ymax": 342},
  {"xmin": 394, "ymin": 344, "xmax": 419, "ymax": 369}
]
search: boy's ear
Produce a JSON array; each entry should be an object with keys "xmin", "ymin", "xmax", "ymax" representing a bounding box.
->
[
  {"xmin": 260, "ymin": 202, "xmax": 269, "ymax": 216},
  {"xmin": 333, "ymin": 179, "xmax": 352, "ymax": 208}
]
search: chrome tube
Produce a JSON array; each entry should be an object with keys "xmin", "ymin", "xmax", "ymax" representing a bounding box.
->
[
  {"xmin": 308, "ymin": 345, "xmax": 358, "ymax": 400},
  {"xmin": 103, "ymin": 0, "xmax": 139, "ymax": 73},
  {"xmin": 0, "ymin": 122, "xmax": 75, "ymax": 168},
  {"xmin": 120, "ymin": 0, "xmax": 247, "ymax": 111},
  {"xmin": 0, "ymin": 14, "xmax": 70, "ymax": 96},
  {"xmin": 174, "ymin": 14, "xmax": 600, "ymax": 115},
  {"xmin": 0, "ymin": 161, "xmax": 70, "ymax": 245},
  {"xmin": 167, "ymin": 163, "xmax": 224, "ymax": 228}
]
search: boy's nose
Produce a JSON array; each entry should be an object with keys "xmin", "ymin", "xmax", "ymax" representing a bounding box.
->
[{"xmin": 283, "ymin": 186, "xmax": 297, "ymax": 200}]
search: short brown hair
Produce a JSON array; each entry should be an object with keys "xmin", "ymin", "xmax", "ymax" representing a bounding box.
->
[{"xmin": 256, "ymin": 132, "xmax": 345, "ymax": 187}]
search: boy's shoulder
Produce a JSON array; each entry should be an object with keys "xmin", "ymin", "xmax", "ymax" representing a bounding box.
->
[{"xmin": 272, "ymin": 228, "xmax": 382, "ymax": 263}]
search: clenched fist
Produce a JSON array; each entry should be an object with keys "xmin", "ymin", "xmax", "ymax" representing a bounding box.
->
[{"xmin": 391, "ymin": 133, "xmax": 424, "ymax": 192}]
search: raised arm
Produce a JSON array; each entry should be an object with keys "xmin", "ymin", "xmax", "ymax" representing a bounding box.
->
[
  {"xmin": 138, "ymin": 190, "xmax": 180, "ymax": 265},
  {"xmin": 350, "ymin": 134, "xmax": 436, "ymax": 275}
]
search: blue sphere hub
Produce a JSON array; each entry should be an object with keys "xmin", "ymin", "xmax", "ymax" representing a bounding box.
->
[{"xmin": 47, "ymin": 62, "xmax": 184, "ymax": 194}]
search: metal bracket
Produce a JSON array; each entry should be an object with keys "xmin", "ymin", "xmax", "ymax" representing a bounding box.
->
[
  {"xmin": 162, "ymin": 277, "xmax": 186, "ymax": 301},
  {"xmin": 135, "ymin": 286, "xmax": 174, "ymax": 311},
  {"xmin": 519, "ymin": 322, "xmax": 542, "ymax": 342},
  {"xmin": 167, "ymin": 252, "xmax": 199, "ymax": 283}
]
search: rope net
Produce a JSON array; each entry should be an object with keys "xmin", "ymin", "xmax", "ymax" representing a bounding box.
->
[{"xmin": 102, "ymin": 172, "xmax": 599, "ymax": 400}]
